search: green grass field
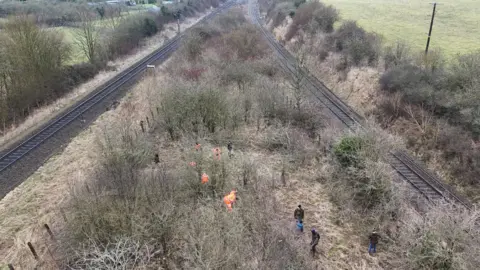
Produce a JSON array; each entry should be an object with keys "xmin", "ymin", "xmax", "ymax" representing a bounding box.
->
[
  {"xmin": 50, "ymin": 8, "xmax": 149, "ymax": 65},
  {"xmin": 322, "ymin": 0, "xmax": 480, "ymax": 57},
  {"xmin": 48, "ymin": 27, "xmax": 88, "ymax": 65}
]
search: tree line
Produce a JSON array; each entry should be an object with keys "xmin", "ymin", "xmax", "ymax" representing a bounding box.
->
[{"xmin": 0, "ymin": 0, "xmax": 225, "ymax": 133}]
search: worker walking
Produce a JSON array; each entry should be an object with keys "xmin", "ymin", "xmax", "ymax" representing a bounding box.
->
[
  {"xmin": 310, "ymin": 228, "xmax": 320, "ymax": 257},
  {"xmin": 294, "ymin": 205, "xmax": 304, "ymax": 222},
  {"xmin": 368, "ymin": 230, "xmax": 381, "ymax": 255},
  {"xmin": 227, "ymin": 141, "xmax": 233, "ymax": 158},
  {"xmin": 223, "ymin": 190, "xmax": 237, "ymax": 211},
  {"xmin": 201, "ymin": 173, "xmax": 209, "ymax": 184}
]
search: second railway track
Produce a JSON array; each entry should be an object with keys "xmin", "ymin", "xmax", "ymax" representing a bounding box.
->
[
  {"xmin": 248, "ymin": 0, "xmax": 471, "ymax": 209},
  {"xmin": 0, "ymin": 0, "xmax": 237, "ymax": 195}
]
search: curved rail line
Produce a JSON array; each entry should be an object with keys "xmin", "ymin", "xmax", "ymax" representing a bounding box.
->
[
  {"xmin": 0, "ymin": 1, "xmax": 237, "ymax": 176},
  {"xmin": 248, "ymin": 0, "xmax": 471, "ymax": 209}
]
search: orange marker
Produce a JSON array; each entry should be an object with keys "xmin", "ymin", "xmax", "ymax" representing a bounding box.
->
[{"xmin": 201, "ymin": 173, "xmax": 209, "ymax": 184}]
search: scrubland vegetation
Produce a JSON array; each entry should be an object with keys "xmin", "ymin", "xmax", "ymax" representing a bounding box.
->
[
  {"xmin": 53, "ymin": 10, "xmax": 323, "ymax": 268},
  {"xmin": 260, "ymin": 0, "xmax": 480, "ymax": 202},
  {"xmin": 0, "ymin": 0, "xmax": 225, "ymax": 138},
  {"xmin": 1, "ymin": 4, "xmax": 479, "ymax": 269}
]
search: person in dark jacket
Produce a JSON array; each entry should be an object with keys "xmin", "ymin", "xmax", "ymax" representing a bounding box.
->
[
  {"xmin": 227, "ymin": 141, "xmax": 233, "ymax": 158},
  {"xmin": 310, "ymin": 228, "xmax": 320, "ymax": 257},
  {"xmin": 294, "ymin": 205, "xmax": 304, "ymax": 222},
  {"xmin": 368, "ymin": 230, "xmax": 381, "ymax": 254}
]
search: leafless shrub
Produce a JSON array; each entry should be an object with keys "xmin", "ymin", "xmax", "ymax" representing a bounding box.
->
[
  {"xmin": 321, "ymin": 123, "xmax": 405, "ymax": 229},
  {"xmin": 383, "ymin": 41, "xmax": 412, "ymax": 70},
  {"xmin": 93, "ymin": 119, "xmax": 153, "ymax": 198},
  {"xmin": 326, "ymin": 21, "xmax": 381, "ymax": 67},
  {"xmin": 391, "ymin": 204, "xmax": 480, "ymax": 270},
  {"xmin": 158, "ymin": 85, "xmax": 230, "ymax": 139},
  {"xmin": 223, "ymin": 24, "xmax": 269, "ymax": 60},
  {"xmin": 67, "ymin": 237, "xmax": 160, "ymax": 269},
  {"xmin": 373, "ymin": 92, "xmax": 406, "ymax": 127},
  {"xmin": 268, "ymin": 1, "xmax": 295, "ymax": 29},
  {"xmin": 285, "ymin": 1, "xmax": 338, "ymax": 41},
  {"xmin": 219, "ymin": 60, "xmax": 255, "ymax": 90}
]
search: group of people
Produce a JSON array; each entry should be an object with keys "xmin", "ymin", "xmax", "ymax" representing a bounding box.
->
[
  {"xmin": 294, "ymin": 205, "xmax": 320, "ymax": 257},
  {"xmin": 293, "ymin": 205, "xmax": 381, "ymax": 257},
  {"xmin": 195, "ymin": 141, "xmax": 237, "ymax": 210},
  {"xmin": 195, "ymin": 141, "xmax": 234, "ymax": 159}
]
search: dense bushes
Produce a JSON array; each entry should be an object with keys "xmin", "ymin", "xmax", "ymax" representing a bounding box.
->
[
  {"xmin": 285, "ymin": 1, "xmax": 338, "ymax": 41},
  {"xmin": 333, "ymin": 136, "xmax": 364, "ymax": 167},
  {"xmin": 59, "ymin": 15, "xmax": 317, "ymax": 267},
  {"xmin": 0, "ymin": 0, "xmax": 228, "ymax": 132},
  {"xmin": 379, "ymin": 51, "xmax": 480, "ymax": 136},
  {"xmin": 331, "ymin": 131, "xmax": 395, "ymax": 211},
  {"xmin": 326, "ymin": 21, "xmax": 381, "ymax": 68},
  {"xmin": 223, "ymin": 25, "xmax": 269, "ymax": 60},
  {"xmin": 0, "ymin": 17, "xmax": 70, "ymax": 125},
  {"xmin": 268, "ymin": 1, "xmax": 295, "ymax": 29},
  {"xmin": 379, "ymin": 63, "xmax": 445, "ymax": 106},
  {"xmin": 160, "ymin": 87, "xmax": 230, "ymax": 139},
  {"xmin": 108, "ymin": 15, "xmax": 158, "ymax": 59}
]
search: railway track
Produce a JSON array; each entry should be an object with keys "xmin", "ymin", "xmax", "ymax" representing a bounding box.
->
[
  {"xmin": 248, "ymin": 0, "xmax": 472, "ymax": 209},
  {"xmin": 0, "ymin": 1, "xmax": 236, "ymax": 180}
]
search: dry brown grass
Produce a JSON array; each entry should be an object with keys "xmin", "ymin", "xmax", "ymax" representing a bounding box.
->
[
  {"xmin": 5, "ymin": 7, "xmax": 478, "ymax": 269},
  {"xmin": 258, "ymin": 6, "xmax": 480, "ymax": 269},
  {"xmin": 265, "ymin": 8, "xmax": 480, "ymax": 202}
]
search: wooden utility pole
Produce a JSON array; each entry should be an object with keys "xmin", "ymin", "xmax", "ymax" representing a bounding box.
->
[{"xmin": 425, "ymin": 2, "xmax": 437, "ymax": 55}]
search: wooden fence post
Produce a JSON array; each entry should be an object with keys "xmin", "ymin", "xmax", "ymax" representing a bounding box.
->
[
  {"xmin": 44, "ymin": 224, "xmax": 54, "ymax": 240},
  {"xmin": 27, "ymin": 242, "xmax": 38, "ymax": 260}
]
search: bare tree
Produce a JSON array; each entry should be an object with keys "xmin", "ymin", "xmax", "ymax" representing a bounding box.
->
[
  {"xmin": 74, "ymin": 8, "xmax": 100, "ymax": 64},
  {"xmin": 289, "ymin": 48, "xmax": 307, "ymax": 111},
  {"xmin": 104, "ymin": 5, "xmax": 124, "ymax": 29}
]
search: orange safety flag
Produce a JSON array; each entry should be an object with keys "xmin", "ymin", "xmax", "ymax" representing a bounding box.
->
[
  {"xmin": 201, "ymin": 173, "xmax": 209, "ymax": 184},
  {"xmin": 195, "ymin": 143, "xmax": 201, "ymax": 151},
  {"xmin": 213, "ymin": 147, "xmax": 221, "ymax": 160}
]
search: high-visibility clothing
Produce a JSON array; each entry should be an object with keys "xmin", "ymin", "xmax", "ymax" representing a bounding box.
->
[
  {"xmin": 201, "ymin": 173, "xmax": 209, "ymax": 184},
  {"xmin": 227, "ymin": 191, "xmax": 236, "ymax": 202},
  {"xmin": 223, "ymin": 190, "xmax": 237, "ymax": 211}
]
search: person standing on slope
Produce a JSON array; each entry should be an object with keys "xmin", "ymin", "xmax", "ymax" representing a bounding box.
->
[
  {"xmin": 294, "ymin": 205, "xmax": 304, "ymax": 222},
  {"xmin": 310, "ymin": 228, "xmax": 320, "ymax": 257},
  {"xmin": 368, "ymin": 230, "xmax": 381, "ymax": 255},
  {"xmin": 227, "ymin": 141, "xmax": 233, "ymax": 158}
]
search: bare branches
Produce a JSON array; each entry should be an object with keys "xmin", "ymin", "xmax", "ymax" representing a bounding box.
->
[{"xmin": 74, "ymin": 8, "xmax": 100, "ymax": 64}]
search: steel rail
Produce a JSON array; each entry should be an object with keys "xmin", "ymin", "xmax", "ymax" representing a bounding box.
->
[
  {"xmin": 0, "ymin": 0, "xmax": 237, "ymax": 174},
  {"xmin": 249, "ymin": 0, "xmax": 471, "ymax": 209}
]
